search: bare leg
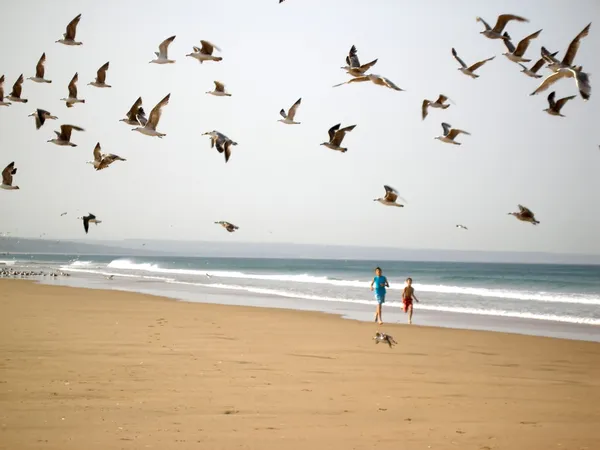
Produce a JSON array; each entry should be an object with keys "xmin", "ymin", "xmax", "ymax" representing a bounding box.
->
[
  {"xmin": 378, "ymin": 304, "xmax": 383, "ymax": 325},
  {"xmin": 408, "ymin": 305, "xmax": 413, "ymax": 324},
  {"xmin": 375, "ymin": 304, "xmax": 380, "ymax": 322}
]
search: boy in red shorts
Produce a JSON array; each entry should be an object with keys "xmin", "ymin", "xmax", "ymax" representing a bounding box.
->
[{"xmin": 402, "ymin": 277, "xmax": 420, "ymax": 324}]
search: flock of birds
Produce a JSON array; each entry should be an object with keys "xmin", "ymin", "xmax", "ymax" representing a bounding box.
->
[{"xmin": 0, "ymin": 10, "xmax": 594, "ymax": 236}]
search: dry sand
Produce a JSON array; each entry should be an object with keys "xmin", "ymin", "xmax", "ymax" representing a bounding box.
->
[{"xmin": 1, "ymin": 280, "xmax": 599, "ymax": 450}]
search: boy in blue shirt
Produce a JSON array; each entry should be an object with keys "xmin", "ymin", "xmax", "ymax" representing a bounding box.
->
[{"xmin": 370, "ymin": 267, "xmax": 389, "ymax": 325}]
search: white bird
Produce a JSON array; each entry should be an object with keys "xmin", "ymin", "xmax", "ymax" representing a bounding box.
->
[
  {"xmin": 530, "ymin": 66, "xmax": 591, "ymax": 101},
  {"xmin": 150, "ymin": 36, "xmax": 176, "ymax": 64},
  {"xmin": 133, "ymin": 94, "xmax": 170, "ymax": 138},
  {"xmin": 56, "ymin": 14, "xmax": 82, "ymax": 46},
  {"xmin": 518, "ymin": 52, "xmax": 557, "ymax": 79},
  {"xmin": 120, "ymin": 97, "xmax": 147, "ymax": 126},
  {"xmin": 502, "ymin": 29, "xmax": 542, "ymax": 63},
  {"xmin": 61, "ymin": 73, "xmax": 85, "ymax": 108},
  {"xmin": 374, "ymin": 185, "xmax": 406, "ymax": 207},
  {"xmin": 88, "ymin": 143, "xmax": 126, "ymax": 171},
  {"xmin": 476, "ymin": 14, "xmax": 529, "ymax": 40},
  {"xmin": 47, "ymin": 124, "xmax": 85, "ymax": 147},
  {"xmin": 88, "ymin": 62, "xmax": 111, "ymax": 88},
  {"xmin": 333, "ymin": 73, "xmax": 404, "ymax": 91},
  {"xmin": 452, "ymin": 48, "xmax": 494, "ymax": 78},
  {"xmin": 434, "ymin": 123, "xmax": 471, "ymax": 145},
  {"xmin": 206, "ymin": 81, "xmax": 231, "ymax": 97},
  {"xmin": 320, "ymin": 123, "xmax": 356, "ymax": 153},
  {"xmin": 28, "ymin": 109, "xmax": 58, "ymax": 130},
  {"xmin": 186, "ymin": 40, "xmax": 222, "ymax": 63},
  {"xmin": 278, "ymin": 98, "xmax": 302, "ymax": 124},
  {"xmin": 78, "ymin": 214, "xmax": 101, "ymax": 234},
  {"xmin": 7, "ymin": 75, "xmax": 28, "ymax": 103},
  {"xmin": 341, "ymin": 45, "xmax": 378, "ymax": 77},
  {"xmin": 543, "ymin": 91, "xmax": 576, "ymax": 117},
  {"xmin": 27, "ymin": 53, "xmax": 52, "ymax": 83},
  {"xmin": 202, "ymin": 131, "xmax": 238, "ymax": 163},
  {"xmin": 542, "ymin": 23, "xmax": 591, "ymax": 72},
  {"xmin": 215, "ymin": 221, "xmax": 238, "ymax": 233},
  {"xmin": 422, "ymin": 94, "xmax": 452, "ymax": 120},
  {"xmin": 1, "ymin": 162, "xmax": 19, "ymax": 190},
  {"xmin": 0, "ymin": 75, "xmax": 10, "ymax": 106},
  {"xmin": 456, "ymin": 225, "xmax": 468, "ymax": 230}
]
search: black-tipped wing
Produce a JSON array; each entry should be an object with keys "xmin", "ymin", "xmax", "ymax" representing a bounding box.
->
[
  {"xmin": 35, "ymin": 53, "xmax": 46, "ymax": 78},
  {"xmin": 327, "ymin": 123, "xmax": 341, "ymax": 142},
  {"xmin": 2, "ymin": 162, "xmax": 15, "ymax": 186},
  {"xmin": 126, "ymin": 97, "xmax": 143, "ymax": 122},
  {"xmin": 147, "ymin": 94, "xmax": 170, "ymax": 130},
  {"xmin": 11, "ymin": 74, "xmax": 24, "ymax": 98},
  {"xmin": 200, "ymin": 40, "xmax": 221, "ymax": 55},
  {"xmin": 451, "ymin": 48, "xmax": 467, "ymax": 69},
  {"xmin": 562, "ymin": 23, "xmax": 591, "ymax": 67},
  {"xmin": 515, "ymin": 29, "xmax": 542, "ymax": 56},
  {"xmin": 441, "ymin": 122, "xmax": 452, "ymax": 136},
  {"xmin": 65, "ymin": 14, "xmax": 81, "ymax": 40},
  {"xmin": 347, "ymin": 45, "xmax": 360, "ymax": 67},
  {"xmin": 493, "ymin": 14, "xmax": 529, "ymax": 33},
  {"xmin": 468, "ymin": 56, "xmax": 495, "ymax": 72},
  {"xmin": 68, "ymin": 73, "xmax": 78, "ymax": 98},
  {"xmin": 96, "ymin": 62, "xmax": 109, "ymax": 84}
]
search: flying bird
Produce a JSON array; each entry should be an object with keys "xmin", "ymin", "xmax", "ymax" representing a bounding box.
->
[
  {"xmin": 452, "ymin": 48, "xmax": 495, "ymax": 78},
  {"xmin": 215, "ymin": 221, "xmax": 238, "ymax": 233},
  {"xmin": 333, "ymin": 74, "xmax": 404, "ymax": 91},
  {"xmin": 456, "ymin": 225, "xmax": 468, "ymax": 230},
  {"xmin": 543, "ymin": 91, "xmax": 576, "ymax": 117},
  {"xmin": 373, "ymin": 332, "xmax": 397, "ymax": 348},
  {"xmin": 150, "ymin": 36, "xmax": 176, "ymax": 64},
  {"xmin": 374, "ymin": 185, "xmax": 406, "ymax": 207},
  {"xmin": 422, "ymin": 94, "xmax": 452, "ymax": 120},
  {"xmin": 47, "ymin": 124, "xmax": 85, "ymax": 147},
  {"xmin": 278, "ymin": 98, "xmax": 302, "ymax": 124},
  {"xmin": 1, "ymin": 162, "xmax": 19, "ymax": 190},
  {"xmin": 501, "ymin": 29, "xmax": 542, "ymax": 63},
  {"xmin": 132, "ymin": 94, "xmax": 170, "ymax": 137},
  {"xmin": 56, "ymin": 14, "xmax": 82, "ymax": 46},
  {"xmin": 0, "ymin": 75, "xmax": 10, "ymax": 106},
  {"xmin": 341, "ymin": 45, "xmax": 378, "ymax": 77},
  {"xmin": 206, "ymin": 81, "xmax": 231, "ymax": 97},
  {"xmin": 508, "ymin": 205, "xmax": 539, "ymax": 225},
  {"xmin": 88, "ymin": 143, "xmax": 126, "ymax": 171},
  {"xmin": 518, "ymin": 52, "xmax": 557, "ymax": 79},
  {"xmin": 434, "ymin": 123, "xmax": 470, "ymax": 145},
  {"xmin": 120, "ymin": 97, "xmax": 147, "ymax": 126},
  {"xmin": 60, "ymin": 212, "xmax": 68, "ymax": 216},
  {"xmin": 476, "ymin": 14, "xmax": 529, "ymax": 40},
  {"xmin": 530, "ymin": 66, "xmax": 591, "ymax": 101},
  {"xmin": 28, "ymin": 109, "xmax": 57, "ymax": 130},
  {"xmin": 79, "ymin": 214, "xmax": 101, "ymax": 234},
  {"xmin": 186, "ymin": 40, "xmax": 222, "ymax": 63},
  {"xmin": 7, "ymin": 75, "xmax": 28, "ymax": 103},
  {"xmin": 88, "ymin": 62, "xmax": 111, "ymax": 88},
  {"xmin": 27, "ymin": 53, "xmax": 52, "ymax": 83},
  {"xmin": 320, "ymin": 123, "xmax": 356, "ymax": 152},
  {"xmin": 202, "ymin": 131, "xmax": 238, "ymax": 163},
  {"xmin": 542, "ymin": 23, "xmax": 591, "ymax": 72},
  {"xmin": 61, "ymin": 73, "xmax": 85, "ymax": 107}
]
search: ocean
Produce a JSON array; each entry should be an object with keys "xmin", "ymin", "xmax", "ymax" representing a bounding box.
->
[{"xmin": 2, "ymin": 254, "xmax": 600, "ymax": 341}]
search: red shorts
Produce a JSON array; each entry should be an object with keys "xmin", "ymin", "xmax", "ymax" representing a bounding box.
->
[{"xmin": 402, "ymin": 298, "xmax": 413, "ymax": 312}]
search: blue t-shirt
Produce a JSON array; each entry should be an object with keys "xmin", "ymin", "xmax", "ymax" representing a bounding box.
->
[{"xmin": 373, "ymin": 275, "xmax": 387, "ymax": 295}]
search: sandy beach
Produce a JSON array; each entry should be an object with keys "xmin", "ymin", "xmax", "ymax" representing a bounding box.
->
[{"xmin": 1, "ymin": 280, "xmax": 599, "ymax": 450}]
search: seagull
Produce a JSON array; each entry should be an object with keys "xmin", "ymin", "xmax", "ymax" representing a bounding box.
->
[
  {"xmin": 518, "ymin": 52, "xmax": 557, "ymax": 79},
  {"xmin": 150, "ymin": 36, "xmax": 176, "ymax": 64},
  {"xmin": 508, "ymin": 205, "xmax": 539, "ymax": 225},
  {"xmin": 0, "ymin": 75, "xmax": 10, "ymax": 106},
  {"xmin": 530, "ymin": 66, "xmax": 591, "ymax": 101},
  {"xmin": 1, "ymin": 162, "xmax": 19, "ymax": 190},
  {"xmin": 476, "ymin": 14, "xmax": 529, "ymax": 40},
  {"xmin": 60, "ymin": 212, "xmax": 67, "ymax": 216},
  {"xmin": 7, "ymin": 75, "xmax": 28, "ymax": 103},
  {"xmin": 320, "ymin": 123, "xmax": 356, "ymax": 153},
  {"xmin": 88, "ymin": 62, "xmax": 111, "ymax": 88},
  {"xmin": 333, "ymin": 74, "xmax": 404, "ymax": 91},
  {"xmin": 27, "ymin": 53, "xmax": 52, "ymax": 83},
  {"xmin": 501, "ymin": 29, "xmax": 542, "ymax": 63},
  {"xmin": 456, "ymin": 224, "xmax": 468, "ymax": 230},
  {"xmin": 422, "ymin": 94, "xmax": 452, "ymax": 120},
  {"xmin": 341, "ymin": 45, "xmax": 378, "ymax": 77},
  {"xmin": 79, "ymin": 214, "xmax": 101, "ymax": 234},
  {"xmin": 542, "ymin": 23, "xmax": 591, "ymax": 72},
  {"xmin": 206, "ymin": 81, "xmax": 231, "ymax": 97},
  {"xmin": 88, "ymin": 143, "xmax": 126, "ymax": 171},
  {"xmin": 133, "ymin": 94, "xmax": 170, "ymax": 138},
  {"xmin": 202, "ymin": 131, "xmax": 238, "ymax": 163},
  {"xmin": 186, "ymin": 40, "xmax": 222, "ymax": 63},
  {"xmin": 47, "ymin": 124, "xmax": 85, "ymax": 147},
  {"xmin": 434, "ymin": 123, "xmax": 470, "ymax": 145},
  {"xmin": 120, "ymin": 97, "xmax": 147, "ymax": 126},
  {"xmin": 61, "ymin": 73, "xmax": 85, "ymax": 108},
  {"xmin": 374, "ymin": 185, "xmax": 406, "ymax": 207},
  {"xmin": 106, "ymin": 275, "xmax": 114, "ymax": 280},
  {"xmin": 278, "ymin": 98, "xmax": 302, "ymax": 124},
  {"xmin": 373, "ymin": 331, "xmax": 397, "ymax": 348},
  {"xmin": 56, "ymin": 14, "xmax": 82, "ymax": 46},
  {"xmin": 543, "ymin": 91, "xmax": 576, "ymax": 117},
  {"xmin": 215, "ymin": 221, "xmax": 238, "ymax": 233},
  {"xmin": 452, "ymin": 48, "xmax": 495, "ymax": 78},
  {"xmin": 28, "ymin": 109, "xmax": 58, "ymax": 130}
]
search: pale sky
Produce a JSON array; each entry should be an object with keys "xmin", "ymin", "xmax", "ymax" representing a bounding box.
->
[{"xmin": 1, "ymin": 0, "xmax": 599, "ymax": 255}]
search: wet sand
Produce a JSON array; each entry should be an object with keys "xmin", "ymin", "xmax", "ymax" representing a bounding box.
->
[{"xmin": 1, "ymin": 280, "xmax": 599, "ymax": 450}]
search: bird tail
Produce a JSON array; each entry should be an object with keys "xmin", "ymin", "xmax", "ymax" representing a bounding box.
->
[
  {"xmin": 22, "ymin": 99, "xmax": 29, "ymax": 103},
  {"xmin": 215, "ymin": 57, "xmax": 223, "ymax": 62}
]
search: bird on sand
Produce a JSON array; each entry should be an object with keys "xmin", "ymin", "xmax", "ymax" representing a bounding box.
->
[
  {"xmin": 422, "ymin": 94, "xmax": 452, "ymax": 120},
  {"xmin": 88, "ymin": 62, "xmax": 111, "ymax": 88},
  {"xmin": 186, "ymin": 40, "xmax": 222, "ymax": 63},
  {"xmin": 501, "ymin": 29, "xmax": 542, "ymax": 63},
  {"xmin": 27, "ymin": 53, "xmax": 52, "ymax": 83},
  {"xmin": 530, "ymin": 66, "xmax": 591, "ymax": 101},
  {"xmin": 120, "ymin": 97, "xmax": 147, "ymax": 126},
  {"xmin": 215, "ymin": 221, "xmax": 238, "ymax": 233},
  {"xmin": 206, "ymin": 81, "xmax": 231, "ymax": 97},
  {"xmin": 320, "ymin": 123, "xmax": 356, "ymax": 152},
  {"xmin": 47, "ymin": 124, "xmax": 85, "ymax": 147},
  {"xmin": 341, "ymin": 45, "xmax": 378, "ymax": 77},
  {"xmin": 28, "ymin": 109, "xmax": 57, "ymax": 130},
  {"xmin": 452, "ymin": 48, "xmax": 495, "ymax": 78},
  {"xmin": 278, "ymin": 98, "xmax": 302, "ymax": 124},
  {"xmin": 88, "ymin": 143, "xmax": 126, "ymax": 171},
  {"xmin": 374, "ymin": 185, "xmax": 406, "ymax": 207},
  {"xmin": 543, "ymin": 91, "xmax": 576, "ymax": 117},
  {"xmin": 518, "ymin": 52, "xmax": 557, "ymax": 79},
  {"xmin": 133, "ymin": 94, "xmax": 170, "ymax": 138},
  {"xmin": 1, "ymin": 162, "xmax": 19, "ymax": 190},
  {"xmin": 61, "ymin": 73, "xmax": 85, "ymax": 107},
  {"xmin": 333, "ymin": 74, "xmax": 403, "ymax": 91},
  {"xmin": 150, "ymin": 36, "xmax": 176, "ymax": 64},
  {"xmin": 434, "ymin": 123, "xmax": 470, "ymax": 145},
  {"xmin": 456, "ymin": 224, "xmax": 468, "ymax": 230},
  {"xmin": 0, "ymin": 75, "xmax": 10, "ymax": 106},
  {"xmin": 202, "ymin": 131, "xmax": 238, "ymax": 163},
  {"xmin": 56, "ymin": 14, "xmax": 82, "ymax": 46},
  {"xmin": 7, "ymin": 75, "xmax": 28, "ymax": 103},
  {"xmin": 541, "ymin": 23, "xmax": 591, "ymax": 72},
  {"xmin": 476, "ymin": 14, "xmax": 529, "ymax": 40},
  {"xmin": 79, "ymin": 214, "xmax": 101, "ymax": 234},
  {"xmin": 508, "ymin": 205, "xmax": 539, "ymax": 225},
  {"xmin": 373, "ymin": 331, "xmax": 397, "ymax": 348}
]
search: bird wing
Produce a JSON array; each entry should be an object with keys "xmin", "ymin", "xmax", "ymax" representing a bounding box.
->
[
  {"xmin": 279, "ymin": 109, "xmax": 287, "ymax": 119},
  {"xmin": 126, "ymin": 97, "xmax": 143, "ymax": 121},
  {"xmin": 503, "ymin": 35, "xmax": 516, "ymax": 53},
  {"xmin": 515, "ymin": 29, "xmax": 542, "ymax": 57},
  {"xmin": 65, "ymin": 14, "xmax": 81, "ymax": 40},
  {"xmin": 451, "ymin": 48, "xmax": 467, "ymax": 69},
  {"xmin": 421, "ymin": 100, "xmax": 430, "ymax": 120},
  {"xmin": 11, "ymin": 74, "xmax": 24, "ymax": 98},
  {"xmin": 158, "ymin": 36, "xmax": 176, "ymax": 58},
  {"xmin": 476, "ymin": 17, "xmax": 492, "ymax": 31},
  {"xmin": 441, "ymin": 122, "xmax": 452, "ymax": 136},
  {"xmin": 378, "ymin": 76, "xmax": 403, "ymax": 91},
  {"xmin": 562, "ymin": 23, "xmax": 591, "ymax": 67},
  {"xmin": 147, "ymin": 93, "xmax": 170, "ymax": 130},
  {"xmin": 35, "ymin": 109, "xmax": 45, "ymax": 129},
  {"xmin": 331, "ymin": 125, "xmax": 356, "ymax": 146},
  {"xmin": 200, "ymin": 40, "xmax": 220, "ymax": 55},
  {"xmin": 136, "ymin": 109, "xmax": 148, "ymax": 126},
  {"xmin": 517, "ymin": 204, "xmax": 533, "ymax": 216},
  {"xmin": 574, "ymin": 69, "xmax": 591, "ymax": 101},
  {"xmin": 327, "ymin": 123, "xmax": 341, "ymax": 142},
  {"xmin": 347, "ymin": 45, "xmax": 360, "ymax": 67},
  {"xmin": 468, "ymin": 56, "xmax": 495, "ymax": 72},
  {"xmin": 60, "ymin": 124, "xmax": 84, "ymax": 141},
  {"xmin": 531, "ymin": 70, "xmax": 567, "ymax": 96},
  {"xmin": 287, "ymin": 98, "xmax": 301, "ymax": 120},
  {"xmin": 93, "ymin": 143, "xmax": 102, "ymax": 163},
  {"xmin": 2, "ymin": 162, "xmax": 15, "ymax": 186},
  {"xmin": 436, "ymin": 94, "xmax": 449, "ymax": 104},
  {"xmin": 493, "ymin": 14, "xmax": 529, "ymax": 33},
  {"xmin": 96, "ymin": 62, "xmax": 109, "ymax": 84},
  {"xmin": 555, "ymin": 94, "xmax": 576, "ymax": 111},
  {"xmin": 214, "ymin": 81, "xmax": 225, "ymax": 92},
  {"xmin": 359, "ymin": 59, "xmax": 378, "ymax": 73},
  {"xmin": 0, "ymin": 75, "xmax": 4, "ymax": 99},
  {"xmin": 447, "ymin": 128, "xmax": 470, "ymax": 140},
  {"xmin": 541, "ymin": 46, "xmax": 560, "ymax": 64},
  {"xmin": 223, "ymin": 142, "xmax": 232, "ymax": 163},
  {"xmin": 529, "ymin": 57, "xmax": 546, "ymax": 74},
  {"xmin": 383, "ymin": 185, "xmax": 398, "ymax": 203},
  {"xmin": 83, "ymin": 216, "xmax": 90, "ymax": 234},
  {"xmin": 35, "ymin": 53, "xmax": 46, "ymax": 78},
  {"xmin": 68, "ymin": 73, "xmax": 78, "ymax": 98}
]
